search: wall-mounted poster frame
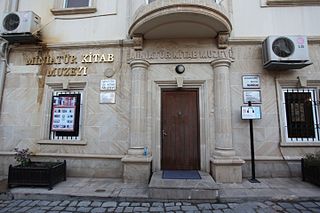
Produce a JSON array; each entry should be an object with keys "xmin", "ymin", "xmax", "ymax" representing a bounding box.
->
[
  {"xmin": 50, "ymin": 94, "xmax": 81, "ymax": 137},
  {"xmin": 243, "ymin": 90, "xmax": 261, "ymax": 104}
]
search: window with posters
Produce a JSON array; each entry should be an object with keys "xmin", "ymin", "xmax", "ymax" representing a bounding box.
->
[{"xmin": 50, "ymin": 93, "xmax": 81, "ymax": 139}]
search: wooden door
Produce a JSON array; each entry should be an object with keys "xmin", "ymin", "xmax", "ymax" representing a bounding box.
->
[{"xmin": 161, "ymin": 89, "xmax": 200, "ymax": 170}]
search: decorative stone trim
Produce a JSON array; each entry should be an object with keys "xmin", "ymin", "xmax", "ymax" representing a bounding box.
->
[
  {"xmin": 37, "ymin": 140, "xmax": 87, "ymax": 145},
  {"xmin": 217, "ymin": 32, "xmax": 230, "ymax": 49},
  {"xmin": 133, "ymin": 35, "xmax": 144, "ymax": 50},
  {"xmin": 129, "ymin": 59, "xmax": 150, "ymax": 69},
  {"xmin": 210, "ymin": 58, "xmax": 232, "ymax": 68}
]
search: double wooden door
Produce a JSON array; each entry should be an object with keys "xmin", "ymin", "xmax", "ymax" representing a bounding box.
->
[{"xmin": 161, "ymin": 89, "xmax": 200, "ymax": 170}]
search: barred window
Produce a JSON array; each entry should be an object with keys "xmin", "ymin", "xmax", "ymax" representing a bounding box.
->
[
  {"xmin": 282, "ymin": 88, "xmax": 319, "ymax": 142},
  {"xmin": 64, "ymin": 0, "xmax": 90, "ymax": 8},
  {"xmin": 50, "ymin": 90, "xmax": 83, "ymax": 140}
]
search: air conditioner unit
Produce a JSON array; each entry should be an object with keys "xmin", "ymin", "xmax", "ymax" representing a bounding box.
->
[
  {"xmin": 262, "ymin": 35, "xmax": 312, "ymax": 70},
  {"xmin": 0, "ymin": 11, "xmax": 41, "ymax": 43}
]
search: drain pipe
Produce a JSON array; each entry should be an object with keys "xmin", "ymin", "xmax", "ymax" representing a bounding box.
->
[
  {"xmin": 0, "ymin": 39, "xmax": 9, "ymax": 113},
  {"xmin": 5, "ymin": 0, "xmax": 19, "ymax": 12}
]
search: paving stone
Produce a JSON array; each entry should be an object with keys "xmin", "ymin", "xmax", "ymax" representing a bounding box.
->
[
  {"xmin": 176, "ymin": 202, "xmax": 182, "ymax": 206},
  {"xmin": 131, "ymin": 202, "xmax": 141, "ymax": 207},
  {"xmin": 16, "ymin": 206, "xmax": 31, "ymax": 212},
  {"xmin": 164, "ymin": 202, "xmax": 175, "ymax": 207},
  {"xmin": 300, "ymin": 202, "xmax": 319, "ymax": 208},
  {"xmin": 40, "ymin": 206, "xmax": 52, "ymax": 210},
  {"xmin": 8, "ymin": 200, "xmax": 24, "ymax": 207},
  {"xmin": 150, "ymin": 206, "xmax": 164, "ymax": 212},
  {"xmin": 294, "ymin": 203, "xmax": 306, "ymax": 210},
  {"xmin": 91, "ymin": 207, "xmax": 107, "ymax": 213},
  {"xmin": 77, "ymin": 200, "xmax": 91, "ymax": 207},
  {"xmin": 278, "ymin": 202, "xmax": 294, "ymax": 209},
  {"xmin": 119, "ymin": 202, "xmax": 130, "ymax": 207},
  {"xmin": 141, "ymin": 202, "xmax": 150, "ymax": 207},
  {"xmin": 38, "ymin": 200, "xmax": 51, "ymax": 206},
  {"xmin": 286, "ymin": 209, "xmax": 301, "ymax": 213},
  {"xmin": 123, "ymin": 206, "xmax": 134, "ymax": 212},
  {"xmin": 309, "ymin": 208, "xmax": 320, "ymax": 213},
  {"xmin": 27, "ymin": 209, "xmax": 46, "ymax": 213},
  {"xmin": 212, "ymin": 210, "xmax": 223, "ymax": 213},
  {"xmin": 59, "ymin": 200, "xmax": 71, "ymax": 206},
  {"xmin": 181, "ymin": 205, "xmax": 198, "ymax": 211},
  {"xmin": 212, "ymin": 204, "xmax": 228, "ymax": 209},
  {"xmin": 65, "ymin": 207, "xmax": 77, "ymax": 211},
  {"xmin": 301, "ymin": 211, "xmax": 312, "ymax": 213},
  {"xmin": 77, "ymin": 207, "xmax": 93, "ymax": 212},
  {"xmin": 316, "ymin": 202, "xmax": 320, "ymax": 207},
  {"xmin": 133, "ymin": 207, "xmax": 149, "ymax": 212},
  {"xmin": 197, "ymin": 203, "xmax": 212, "ymax": 210},
  {"xmin": 166, "ymin": 206, "xmax": 181, "ymax": 211},
  {"xmin": 264, "ymin": 201, "xmax": 274, "ymax": 206},
  {"xmin": 102, "ymin": 201, "xmax": 117, "ymax": 208},
  {"xmin": 107, "ymin": 207, "xmax": 116, "ymax": 212},
  {"xmin": 272, "ymin": 205, "xmax": 283, "ymax": 211},
  {"xmin": 29, "ymin": 200, "xmax": 40, "ymax": 207},
  {"xmin": 7, "ymin": 207, "xmax": 20, "ymax": 212},
  {"xmin": 152, "ymin": 202, "xmax": 163, "ymax": 207},
  {"xmin": 60, "ymin": 212, "xmax": 73, "ymax": 213},
  {"xmin": 228, "ymin": 203, "xmax": 239, "ymax": 209},
  {"xmin": 222, "ymin": 209, "xmax": 233, "ymax": 213},
  {"xmin": 91, "ymin": 201, "xmax": 102, "ymax": 207},
  {"xmin": 0, "ymin": 207, "xmax": 13, "ymax": 213},
  {"xmin": 69, "ymin": 201, "xmax": 78, "ymax": 207},
  {"xmin": 47, "ymin": 211, "xmax": 60, "ymax": 213},
  {"xmin": 51, "ymin": 206, "xmax": 65, "ymax": 211},
  {"xmin": 49, "ymin": 201, "xmax": 61, "ymax": 206},
  {"xmin": 19, "ymin": 200, "xmax": 33, "ymax": 206},
  {"xmin": 183, "ymin": 202, "xmax": 192, "ymax": 205},
  {"xmin": 202, "ymin": 210, "xmax": 214, "ymax": 213},
  {"xmin": 115, "ymin": 207, "xmax": 124, "ymax": 212}
]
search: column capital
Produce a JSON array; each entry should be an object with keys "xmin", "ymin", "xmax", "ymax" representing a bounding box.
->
[
  {"xmin": 210, "ymin": 58, "xmax": 231, "ymax": 69},
  {"xmin": 130, "ymin": 59, "xmax": 150, "ymax": 69}
]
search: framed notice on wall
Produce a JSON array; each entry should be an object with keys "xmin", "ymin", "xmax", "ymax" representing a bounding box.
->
[{"xmin": 51, "ymin": 94, "xmax": 81, "ymax": 136}]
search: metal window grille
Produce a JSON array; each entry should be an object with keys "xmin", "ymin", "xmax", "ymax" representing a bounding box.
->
[
  {"xmin": 64, "ymin": 0, "xmax": 90, "ymax": 8},
  {"xmin": 50, "ymin": 90, "xmax": 83, "ymax": 141},
  {"xmin": 282, "ymin": 88, "xmax": 319, "ymax": 142}
]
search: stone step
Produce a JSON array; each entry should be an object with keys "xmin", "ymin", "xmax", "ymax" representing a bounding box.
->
[{"xmin": 148, "ymin": 171, "xmax": 219, "ymax": 200}]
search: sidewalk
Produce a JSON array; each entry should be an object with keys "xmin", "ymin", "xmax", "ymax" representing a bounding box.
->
[{"xmin": 2, "ymin": 177, "xmax": 320, "ymax": 203}]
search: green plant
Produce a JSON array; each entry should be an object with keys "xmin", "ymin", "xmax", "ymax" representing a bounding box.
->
[
  {"xmin": 14, "ymin": 148, "xmax": 32, "ymax": 166},
  {"xmin": 305, "ymin": 151, "xmax": 320, "ymax": 161}
]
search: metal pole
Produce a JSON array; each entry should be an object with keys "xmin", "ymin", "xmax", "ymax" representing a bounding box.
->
[{"xmin": 248, "ymin": 101, "xmax": 260, "ymax": 183}]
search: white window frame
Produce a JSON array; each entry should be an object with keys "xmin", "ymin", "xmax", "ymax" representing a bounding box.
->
[
  {"xmin": 281, "ymin": 88, "xmax": 319, "ymax": 143},
  {"xmin": 51, "ymin": 0, "xmax": 96, "ymax": 15}
]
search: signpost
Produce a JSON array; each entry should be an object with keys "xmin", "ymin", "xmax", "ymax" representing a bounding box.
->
[{"xmin": 241, "ymin": 101, "xmax": 261, "ymax": 183}]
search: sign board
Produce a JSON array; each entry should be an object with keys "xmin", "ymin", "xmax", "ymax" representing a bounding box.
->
[
  {"xmin": 100, "ymin": 92, "xmax": 116, "ymax": 104},
  {"xmin": 241, "ymin": 106, "xmax": 262, "ymax": 120},
  {"xmin": 100, "ymin": 79, "xmax": 116, "ymax": 91},
  {"xmin": 243, "ymin": 90, "xmax": 261, "ymax": 104},
  {"xmin": 242, "ymin": 75, "xmax": 260, "ymax": 89},
  {"xmin": 51, "ymin": 96, "xmax": 77, "ymax": 131}
]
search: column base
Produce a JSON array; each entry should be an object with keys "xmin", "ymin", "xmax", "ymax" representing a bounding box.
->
[
  {"xmin": 121, "ymin": 155, "xmax": 152, "ymax": 184},
  {"xmin": 210, "ymin": 157, "xmax": 245, "ymax": 183}
]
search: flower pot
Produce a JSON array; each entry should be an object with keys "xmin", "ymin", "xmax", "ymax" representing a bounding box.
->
[{"xmin": 8, "ymin": 160, "xmax": 66, "ymax": 190}]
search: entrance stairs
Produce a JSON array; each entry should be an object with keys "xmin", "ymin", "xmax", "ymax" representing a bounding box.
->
[{"xmin": 148, "ymin": 171, "xmax": 219, "ymax": 200}]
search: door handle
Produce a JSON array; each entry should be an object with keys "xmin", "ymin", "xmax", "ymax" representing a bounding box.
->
[{"xmin": 162, "ymin": 130, "xmax": 167, "ymax": 137}]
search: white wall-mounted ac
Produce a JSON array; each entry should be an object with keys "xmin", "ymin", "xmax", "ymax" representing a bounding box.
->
[
  {"xmin": 262, "ymin": 35, "xmax": 312, "ymax": 70},
  {"xmin": 0, "ymin": 11, "xmax": 41, "ymax": 43}
]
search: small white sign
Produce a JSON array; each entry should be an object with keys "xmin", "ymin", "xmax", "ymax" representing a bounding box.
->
[
  {"xmin": 100, "ymin": 92, "xmax": 116, "ymax": 104},
  {"xmin": 243, "ymin": 90, "xmax": 261, "ymax": 104},
  {"xmin": 241, "ymin": 106, "xmax": 262, "ymax": 120},
  {"xmin": 242, "ymin": 75, "xmax": 260, "ymax": 89},
  {"xmin": 100, "ymin": 79, "xmax": 116, "ymax": 91}
]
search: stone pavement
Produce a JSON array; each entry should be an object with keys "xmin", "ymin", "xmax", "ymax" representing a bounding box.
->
[
  {"xmin": 0, "ymin": 199, "xmax": 320, "ymax": 212},
  {"xmin": 0, "ymin": 177, "xmax": 319, "ymax": 212}
]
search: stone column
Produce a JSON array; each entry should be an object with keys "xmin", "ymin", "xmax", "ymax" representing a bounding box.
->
[
  {"xmin": 122, "ymin": 59, "xmax": 152, "ymax": 184},
  {"xmin": 210, "ymin": 58, "xmax": 244, "ymax": 183},
  {"xmin": 0, "ymin": 39, "xmax": 8, "ymax": 112}
]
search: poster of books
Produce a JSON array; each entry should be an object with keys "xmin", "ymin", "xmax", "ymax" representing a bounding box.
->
[{"xmin": 51, "ymin": 96, "xmax": 77, "ymax": 131}]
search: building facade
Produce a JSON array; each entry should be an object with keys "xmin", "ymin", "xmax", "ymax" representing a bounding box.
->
[{"xmin": 0, "ymin": 0, "xmax": 320, "ymax": 184}]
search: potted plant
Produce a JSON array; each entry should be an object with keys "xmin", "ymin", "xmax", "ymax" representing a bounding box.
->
[
  {"xmin": 301, "ymin": 151, "xmax": 320, "ymax": 186},
  {"xmin": 8, "ymin": 148, "xmax": 66, "ymax": 190}
]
